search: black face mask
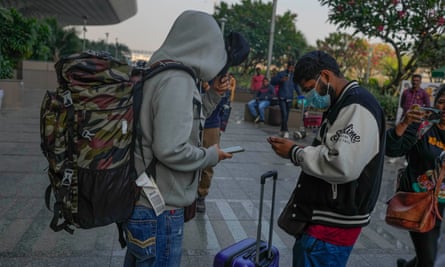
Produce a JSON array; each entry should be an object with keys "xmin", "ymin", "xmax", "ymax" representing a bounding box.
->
[{"xmin": 217, "ymin": 32, "xmax": 250, "ymax": 77}]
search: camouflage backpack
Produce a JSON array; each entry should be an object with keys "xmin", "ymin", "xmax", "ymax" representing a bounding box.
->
[{"xmin": 40, "ymin": 51, "xmax": 195, "ymax": 241}]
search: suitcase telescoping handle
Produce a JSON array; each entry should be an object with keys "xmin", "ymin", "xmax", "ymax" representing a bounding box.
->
[{"xmin": 256, "ymin": 170, "xmax": 278, "ymax": 264}]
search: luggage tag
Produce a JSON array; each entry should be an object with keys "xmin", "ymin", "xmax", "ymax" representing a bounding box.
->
[{"xmin": 135, "ymin": 172, "xmax": 166, "ymax": 216}]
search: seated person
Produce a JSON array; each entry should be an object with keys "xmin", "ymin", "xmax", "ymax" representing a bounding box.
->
[{"xmin": 247, "ymin": 77, "xmax": 275, "ymax": 123}]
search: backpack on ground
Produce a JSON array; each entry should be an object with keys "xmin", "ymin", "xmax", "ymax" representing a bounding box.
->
[{"xmin": 40, "ymin": 51, "xmax": 195, "ymax": 242}]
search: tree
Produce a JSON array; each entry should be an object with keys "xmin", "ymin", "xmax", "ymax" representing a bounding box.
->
[
  {"xmin": 316, "ymin": 32, "xmax": 368, "ymax": 80},
  {"xmin": 214, "ymin": 0, "xmax": 308, "ymax": 74},
  {"xmin": 319, "ymin": 0, "xmax": 445, "ymax": 90},
  {"xmin": 417, "ymin": 34, "xmax": 445, "ymax": 72},
  {"xmin": 28, "ymin": 18, "xmax": 81, "ymax": 62},
  {"xmin": 0, "ymin": 8, "xmax": 38, "ymax": 78}
]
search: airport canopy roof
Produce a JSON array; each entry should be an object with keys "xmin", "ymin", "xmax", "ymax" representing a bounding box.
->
[{"xmin": 0, "ymin": 0, "xmax": 137, "ymax": 26}]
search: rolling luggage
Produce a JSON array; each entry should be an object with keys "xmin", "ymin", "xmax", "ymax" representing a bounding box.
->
[{"xmin": 214, "ymin": 170, "xmax": 279, "ymax": 267}]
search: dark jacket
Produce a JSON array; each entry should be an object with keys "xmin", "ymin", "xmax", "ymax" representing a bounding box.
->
[
  {"xmin": 270, "ymin": 70, "xmax": 301, "ymax": 100},
  {"xmin": 386, "ymin": 122, "xmax": 445, "ymax": 205},
  {"xmin": 204, "ymin": 94, "xmax": 230, "ymax": 129},
  {"xmin": 288, "ymin": 81, "xmax": 386, "ymax": 227},
  {"xmin": 255, "ymin": 84, "xmax": 275, "ymax": 101}
]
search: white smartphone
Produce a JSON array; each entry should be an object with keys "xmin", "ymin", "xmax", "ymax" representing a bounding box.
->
[{"xmin": 221, "ymin": 146, "xmax": 245, "ymax": 154}]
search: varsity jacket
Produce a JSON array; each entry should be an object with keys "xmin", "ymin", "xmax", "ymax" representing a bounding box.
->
[{"xmin": 288, "ymin": 81, "xmax": 386, "ymax": 227}]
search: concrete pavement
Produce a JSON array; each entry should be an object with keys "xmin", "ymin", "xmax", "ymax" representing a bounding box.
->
[{"xmin": 0, "ymin": 87, "xmax": 420, "ymax": 266}]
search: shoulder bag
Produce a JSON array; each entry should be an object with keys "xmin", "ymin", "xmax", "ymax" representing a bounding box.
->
[
  {"xmin": 277, "ymin": 186, "xmax": 307, "ymax": 237},
  {"xmin": 385, "ymin": 163, "xmax": 444, "ymax": 232}
]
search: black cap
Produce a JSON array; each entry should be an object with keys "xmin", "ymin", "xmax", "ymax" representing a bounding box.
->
[{"xmin": 218, "ymin": 32, "xmax": 250, "ymax": 76}]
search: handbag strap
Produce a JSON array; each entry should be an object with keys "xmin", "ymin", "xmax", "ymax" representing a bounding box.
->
[{"xmin": 433, "ymin": 163, "xmax": 445, "ymax": 221}]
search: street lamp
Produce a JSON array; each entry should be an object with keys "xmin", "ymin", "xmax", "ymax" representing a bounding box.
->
[
  {"xmin": 115, "ymin": 38, "xmax": 118, "ymax": 58},
  {"xmin": 82, "ymin": 16, "xmax": 87, "ymax": 51},
  {"xmin": 105, "ymin": 32, "xmax": 109, "ymax": 52},
  {"xmin": 365, "ymin": 46, "xmax": 373, "ymax": 84},
  {"xmin": 266, "ymin": 0, "xmax": 277, "ymax": 79},
  {"xmin": 220, "ymin": 17, "xmax": 227, "ymax": 35}
]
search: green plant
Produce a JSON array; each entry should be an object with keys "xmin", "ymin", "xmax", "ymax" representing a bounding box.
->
[{"xmin": 368, "ymin": 83, "xmax": 398, "ymax": 121}]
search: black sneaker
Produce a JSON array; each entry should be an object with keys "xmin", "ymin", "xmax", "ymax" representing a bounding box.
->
[{"xmin": 196, "ymin": 197, "xmax": 206, "ymax": 213}]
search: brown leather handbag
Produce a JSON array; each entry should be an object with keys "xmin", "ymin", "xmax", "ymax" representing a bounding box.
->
[{"xmin": 385, "ymin": 164, "xmax": 445, "ymax": 233}]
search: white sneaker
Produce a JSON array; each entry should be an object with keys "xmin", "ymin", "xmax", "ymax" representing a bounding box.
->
[
  {"xmin": 254, "ymin": 116, "xmax": 260, "ymax": 123},
  {"xmin": 283, "ymin": 131, "xmax": 289, "ymax": 138}
]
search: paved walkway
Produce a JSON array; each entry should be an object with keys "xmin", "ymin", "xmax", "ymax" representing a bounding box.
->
[{"xmin": 0, "ymin": 87, "xmax": 420, "ymax": 267}]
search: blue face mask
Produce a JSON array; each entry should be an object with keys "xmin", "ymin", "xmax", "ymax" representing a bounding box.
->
[{"xmin": 305, "ymin": 88, "xmax": 330, "ymax": 109}]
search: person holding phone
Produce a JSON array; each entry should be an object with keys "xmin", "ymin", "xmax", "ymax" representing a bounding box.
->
[
  {"xmin": 123, "ymin": 10, "xmax": 249, "ymax": 267},
  {"xmin": 268, "ymin": 50, "xmax": 386, "ymax": 267},
  {"xmin": 386, "ymin": 84, "xmax": 445, "ymax": 267}
]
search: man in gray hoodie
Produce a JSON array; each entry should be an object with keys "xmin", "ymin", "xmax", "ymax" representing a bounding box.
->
[{"xmin": 123, "ymin": 10, "xmax": 235, "ymax": 266}]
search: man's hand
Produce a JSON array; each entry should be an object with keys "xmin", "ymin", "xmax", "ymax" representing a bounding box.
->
[
  {"xmin": 281, "ymin": 74, "xmax": 290, "ymax": 82},
  {"xmin": 211, "ymin": 75, "xmax": 230, "ymax": 95},
  {"xmin": 213, "ymin": 144, "xmax": 233, "ymax": 161},
  {"xmin": 267, "ymin": 136, "xmax": 296, "ymax": 158}
]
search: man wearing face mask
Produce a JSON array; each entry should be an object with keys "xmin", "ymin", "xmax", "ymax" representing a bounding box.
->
[
  {"xmin": 268, "ymin": 50, "xmax": 386, "ymax": 267},
  {"xmin": 303, "ymin": 79, "xmax": 331, "ymax": 110}
]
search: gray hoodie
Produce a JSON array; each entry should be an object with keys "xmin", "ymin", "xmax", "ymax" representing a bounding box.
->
[{"xmin": 135, "ymin": 10, "xmax": 228, "ymax": 208}]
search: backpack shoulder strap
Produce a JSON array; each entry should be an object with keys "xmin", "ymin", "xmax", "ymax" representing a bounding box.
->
[
  {"xmin": 133, "ymin": 60, "xmax": 197, "ymax": 176},
  {"xmin": 142, "ymin": 60, "xmax": 196, "ymax": 83}
]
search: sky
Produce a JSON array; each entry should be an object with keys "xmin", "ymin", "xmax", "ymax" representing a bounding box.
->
[{"xmin": 84, "ymin": 0, "xmax": 342, "ymax": 52}]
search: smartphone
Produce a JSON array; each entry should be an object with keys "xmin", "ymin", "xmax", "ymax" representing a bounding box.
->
[
  {"xmin": 421, "ymin": 107, "xmax": 442, "ymax": 123},
  {"xmin": 221, "ymin": 146, "xmax": 245, "ymax": 154}
]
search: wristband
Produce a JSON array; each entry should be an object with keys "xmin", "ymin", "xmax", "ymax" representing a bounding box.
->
[{"xmin": 288, "ymin": 144, "xmax": 299, "ymax": 159}]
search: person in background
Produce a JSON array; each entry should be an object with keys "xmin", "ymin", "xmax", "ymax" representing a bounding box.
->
[
  {"xmin": 247, "ymin": 77, "xmax": 275, "ymax": 124},
  {"xmin": 268, "ymin": 50, "xmax": 386, "ymax": 267},
  {"xmin": 196, "ymin": 80, "xmax": 230, "ymax": 213},
  {"xmin": 123, "ymin": 10, "xmax": 234, "ymax": 267},
  {"xmin": 386, "ymin": 84, "xmax": 445, "ymax": 267},
  {"xmin": 400, "ymin": 74, "xmax": 430, "ymax": 117},
  {"xmin": 250, "ymin": 67, "xmax": 264, "ymax": 92},
  {"xmin": 271, "ymin": 60, "xmax": 302, "ymax": 138}
]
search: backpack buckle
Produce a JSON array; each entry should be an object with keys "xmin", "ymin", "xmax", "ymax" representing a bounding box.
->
[
  {"xmin": 62, "ymin": 91, "xmax": 73, "ymax": 107},
  {"xmin": 81, "ymin": 129, "xmax": 95, "ymax": 141},
  {"xmin": 61, "ymin": 169, "xmax": 73, "ymax": 187}
]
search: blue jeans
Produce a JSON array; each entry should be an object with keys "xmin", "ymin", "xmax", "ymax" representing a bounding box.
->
[
  {"xmin": 278, "ymin": 99, "xmax": 292, "ymax": 131},
  {"xmin": 292, "ymin": 233, "xmax": 353, "ymax": 267},
  {"xmin": 247, "ymin": 99, "xmax": 271, "ymax": 121},
  {"xmin": 123, "ymin": 206, "xmax": 184, "ymax": 267}
]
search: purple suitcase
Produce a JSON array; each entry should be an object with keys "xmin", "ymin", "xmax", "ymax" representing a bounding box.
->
[{"xmin": 213, "ymin": 170, "xmax": 280, "ymax": 267}]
